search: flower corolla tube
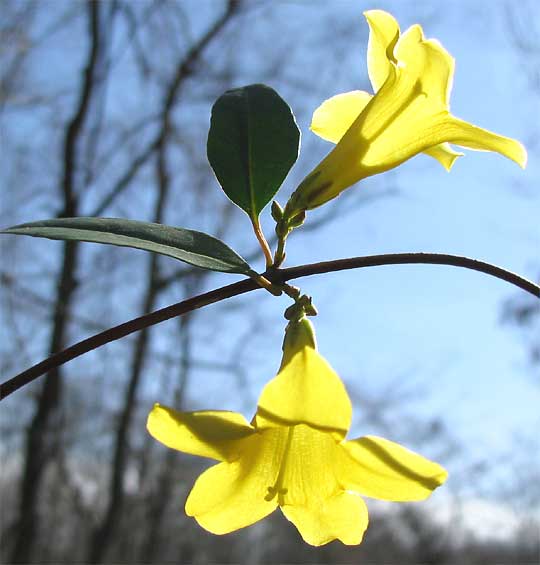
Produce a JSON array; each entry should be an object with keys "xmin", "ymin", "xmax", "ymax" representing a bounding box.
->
[
  {"xmin": 285, "ymin": 10, "xmax": 527, "ymax": 216},
  {"xmin": 147, "ymin": 318, "xmax": 447, "ymax": 546}
]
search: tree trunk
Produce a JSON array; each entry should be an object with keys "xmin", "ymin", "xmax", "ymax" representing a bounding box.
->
[{"xmin": 9, "ymin": 3, "xmax": 102, "ymax": 561}]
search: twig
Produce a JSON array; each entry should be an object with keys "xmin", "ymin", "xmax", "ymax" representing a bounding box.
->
[{"xmin": 1, "ymin": 252, "xmax": 538, "ymax": 400}]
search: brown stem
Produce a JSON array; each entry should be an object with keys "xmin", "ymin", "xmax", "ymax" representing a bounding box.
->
[
  {"xmin": 251, "ymin": 217, "xmax": 273, "ymax": 268},
  {"xmin": 1, "ymin": 252, "xmax": 538, "ymax": 401}
]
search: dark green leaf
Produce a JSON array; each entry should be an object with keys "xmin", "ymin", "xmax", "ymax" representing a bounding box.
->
[
  {"xmin": 2, "ymin": 217, "xmax": 254, "ymax": 275},
  {"xmin": 207, "ymin": 83, "xmax": 300, "ymax": 220}
]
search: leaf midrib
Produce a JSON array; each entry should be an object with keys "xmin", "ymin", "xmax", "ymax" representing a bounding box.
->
[{"xmin": 246, "ymin": 88, "xmax": 257, "ymax": 220}]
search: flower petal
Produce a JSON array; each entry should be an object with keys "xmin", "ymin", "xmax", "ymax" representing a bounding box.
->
[
  {"xmin": 147, "ymin": 404, "xmax": 254, "ymax": 462},
  {"xmin": 310, "ymin": 90, "xmax": 373, "ymax": 143},
  {"xmin": 364, "ymin": 10, "xmax": 400, "ymax": 91},
  {"xmin": 282, "ymin": 492, "xmax": 368, "ymax": 546},
  {"xmin": 274, "ymin": 424, "xmax": 343, "ymax": 506},
  {"xmin": 275, "ymin": 424, "xmax": 368, "ymax": 545},
  {"xmin": 255, "ymin": 346, "xmax": 352, "ymax": 437},
  {"xmin": 395, "ymin": 25, "xmax": 455, "ymax": 106},
  {"xmin": 309, "ymin": 89, "xmax": 461, "ymax": 171},
  {"xmin": 185, "ymin": 429, "xmax": 282, "ymax": 534},
  {"xmin": 423, "ymin": 142, "xmax": 463, "ymax": 171},
  {"xmin": 339, "ymin": 435, "xmax": 448, "ymax": 501},
  {"xmin": 442, "ymin": 116, "xmax": 527, "ymax": 168}
]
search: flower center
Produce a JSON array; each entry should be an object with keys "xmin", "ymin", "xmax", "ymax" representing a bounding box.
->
[{"xmin": 264, "ymin": 426, "xmax": 295, "ymax": 506}]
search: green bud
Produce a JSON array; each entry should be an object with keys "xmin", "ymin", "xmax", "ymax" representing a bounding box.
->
[
  {"xmin": 271, "ymin": 200, "xmax": 284, "ymax": 221},
  {"xmin": 288, "ymin": 210, "xmax": 306, "ymax": 228}
]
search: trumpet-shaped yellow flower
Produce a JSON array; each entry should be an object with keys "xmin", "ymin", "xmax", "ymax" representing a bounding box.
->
[
  {"xmin": 147, "ymin": 318, "xmax": 447, "ymax": 546},
  {"xmin": 285, "ymin": 10, "xmax": 527, "ymax": 215}
]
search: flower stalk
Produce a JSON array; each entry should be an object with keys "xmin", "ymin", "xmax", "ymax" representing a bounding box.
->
[{"xmin": 251, "ymin": 217, "xmax": 274, "ymax": 268}]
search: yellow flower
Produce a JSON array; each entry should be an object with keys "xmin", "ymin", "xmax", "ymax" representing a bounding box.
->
[
  {"xmin": 285, "ymin": 10, "xmax": 527, "ymax": 215},
  {"xmin": 147, "ymin": 318, "xmax": 447, "ymax": 546}
]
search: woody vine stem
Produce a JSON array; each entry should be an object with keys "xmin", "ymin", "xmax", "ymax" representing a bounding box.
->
[{"xmin": 1, "ymin": 252, "xmax": 538, "ymax": 400}]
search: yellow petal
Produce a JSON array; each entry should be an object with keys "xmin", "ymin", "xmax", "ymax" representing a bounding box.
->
[
  {"xmin": 441, "ymin": 116, "xmax": 527, "ymax": 168},
  {"xmin": 310, "ymin": 91, "xmax": 373, "ymax": 144},
  {"xmin": 395, "ymin": 25, "xmax": 455, "ymax": 106},
  {"xmin": 255, "ymin": 345, "xmax": 352, "ymax": 437},
  {"xmin": 309, "ymin": 90, "xmax": 460, "ymax": 172},
  {"xmin": 185, "ymin": 429, "xmax": 283, "ymax": 534},
  {"xmin": 364, "ymin": 10, "xmax": 400, "ymax": 91},
  {"xmin": 339, "ymin": 435, "xmax": 448, "ymax": 501},
  {"xmin": 272, "ymin": 424, "xmax": 343, "ymax": 506},
  {"xmin": 424, "ymin": 142, "xmax": 463, "ymax": 171},
  {"xmin": 266, "ymin": 423, "xmax": 365, "ymax": 544},
  {"xmin": 282, "ymin": 492, "xmax": 368, "ymax": 546},
  {"xmin": 147, "ymin": 404, "xmax": 254, "ymax": 462}
]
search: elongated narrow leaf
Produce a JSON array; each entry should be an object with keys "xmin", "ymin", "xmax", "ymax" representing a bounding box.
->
[
  {"xmin": 207, "ymin": 83, "xmax": 300, "ymax": 220},
  {"xmin": 2, "ymin": 217, "xmax": 254, "ymax": 275}
]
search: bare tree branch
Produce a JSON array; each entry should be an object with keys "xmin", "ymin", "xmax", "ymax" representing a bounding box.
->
[{"xmin": 89, "ymin": 0, "xmax": 241, "ymax": 217}]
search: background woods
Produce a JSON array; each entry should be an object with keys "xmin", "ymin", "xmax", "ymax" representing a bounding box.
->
[{"xmin": 1, "ymin": 1, "xmax": 539, "ymax": 563}]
